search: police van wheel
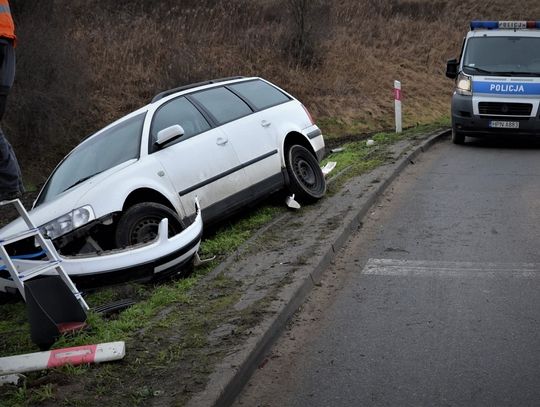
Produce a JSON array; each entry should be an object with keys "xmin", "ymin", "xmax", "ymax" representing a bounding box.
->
[{"xmin": 452, "ymin": 128, "xmax": 465, "ymax": 145}]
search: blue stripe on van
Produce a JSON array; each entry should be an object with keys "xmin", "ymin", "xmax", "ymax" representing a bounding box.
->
[{"xmin": 473, "ymin": 81, "xmax": 540, "ymax": 95}]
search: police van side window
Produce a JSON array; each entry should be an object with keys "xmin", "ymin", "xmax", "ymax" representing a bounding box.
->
[
  {"xmin": 150, "ymin": 97, "xmax": 211, "ymax": 149},
  {"xmin": 229, "ymin": 80, "xmax": 291, "ymax": 111},
  {"xmin": 190, "ymin": 87, "xmax": 253, "ymax": 125}
]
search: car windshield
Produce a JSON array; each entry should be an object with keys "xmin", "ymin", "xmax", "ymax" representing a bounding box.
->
[
  {"xmin": 463, "ymin": 36, "xmax": 540, "ymax": 76},
  {"xmin": 36, "ymin": 113, "xmax": 145, "ymax": 206}
]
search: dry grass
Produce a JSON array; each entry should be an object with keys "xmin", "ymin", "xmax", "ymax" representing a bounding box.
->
[{"xmin": 7, "ymin": 0, "xmax": 540, "ymax": 184}]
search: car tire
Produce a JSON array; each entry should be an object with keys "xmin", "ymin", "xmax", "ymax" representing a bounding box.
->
[
  {"xmin": 452, "ymin": 127, "xmax": 465, "ymax": 144},
  {"xmin": 115, "ymin": 202, "xmax": 183, "ymax": 247},
  {"xmin": 285, "ymin": 144, "xmax": 326, "ymax": 203}
]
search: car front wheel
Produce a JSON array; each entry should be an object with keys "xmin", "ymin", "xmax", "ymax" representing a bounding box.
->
[
  {"xmin": 285, "ymin": 144, "xmax": 326, "ymax": 203},
  {"xmin": 115, "ymin": 202, "xmax": 183, "ymax": 247},
  {"xmin": 452, "ymin": 127, "xmax": 465, "ymax": 144}
]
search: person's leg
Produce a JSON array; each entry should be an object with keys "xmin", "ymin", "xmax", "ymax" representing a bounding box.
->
[
  {"xmin": 0, "ymin": 127, "xmax": 22, "ymax": 198},
  {"xmin": 0, "ymin": 38, "xmax": 22, "ymax": 198},
  {"xmin": 0, "ymin": 39, "xmax": 14, "ymax": 119},
  {"xmin": 0, "ymin": 87, "xmax": 8, "ymax": 121}
]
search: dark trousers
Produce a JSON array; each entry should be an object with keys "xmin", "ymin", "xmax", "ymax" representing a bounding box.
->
[
  {"xmin": 0, "ymin": 37, "xmax": 22, "ymax": 194},
  {"xmin": 0, "ymin": 127, "xmax": 23, "ymax": 193}
]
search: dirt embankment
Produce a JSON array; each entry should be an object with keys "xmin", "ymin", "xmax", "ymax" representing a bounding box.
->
[{"xmin": 7, "ymin": 0, "xmax": 540, "ymax": 185}]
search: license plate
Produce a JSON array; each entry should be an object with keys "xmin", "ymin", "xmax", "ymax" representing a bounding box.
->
[{"xmin": 489, "ymin": 120, "xmax": 519, "ymax": 129}]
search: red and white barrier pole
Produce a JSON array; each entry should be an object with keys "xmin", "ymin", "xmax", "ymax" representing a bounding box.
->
[
  {"xmin": 0, "ymin": 341, "xmax": 125, "ymax": 375},
  {"xmin": 394, "ymin": 80, "xmax": 402, "ymax": 133}
]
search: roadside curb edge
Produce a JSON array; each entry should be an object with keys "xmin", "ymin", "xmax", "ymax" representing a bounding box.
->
[{"xmin": 190, "ymin": 129, "xmax": 450, "ymax": 407}]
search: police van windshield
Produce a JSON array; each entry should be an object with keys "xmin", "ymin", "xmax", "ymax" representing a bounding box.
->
[
  {"xmin": 463, "ymin": 36, "xmax": 540, "ymax": 76},
  {"xmin": 36, "ymin": 113, "xmax": 145, "ymax": 206}
]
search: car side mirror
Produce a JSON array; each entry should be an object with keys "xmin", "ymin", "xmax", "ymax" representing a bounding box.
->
[
  {"xmin": 446, "ymin": 58, "xmax": 459, "ymax": 79},
  {"xmin": 155, "ymin": 124, "xmax": 185, "ymax": 147}
]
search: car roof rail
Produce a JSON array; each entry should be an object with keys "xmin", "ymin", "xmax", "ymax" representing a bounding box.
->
[{"xmin": 151, "ymin": 76, "xmax": 246, "ymax": 103}]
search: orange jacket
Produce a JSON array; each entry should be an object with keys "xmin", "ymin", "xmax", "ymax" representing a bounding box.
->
[{"xmin": 0, "ymin": 0, "xmax": 15, "ymax": 42}]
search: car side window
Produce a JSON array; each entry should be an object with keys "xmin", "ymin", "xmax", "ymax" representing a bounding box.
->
[
  {"xmin": 190, "ymin": 87, "xmax": 252, "ymax": 125},
  {"xmin": 229, "ymin": 80, "xmax": 291, "ymax": 111},
  {"xmin": 151, "ymin": 97, "xmax": 211, "ymax": 146}
]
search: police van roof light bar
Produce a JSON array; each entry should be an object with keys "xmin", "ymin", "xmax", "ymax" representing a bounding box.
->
[{"xmin": 470, "ymin": 21, "xmax": 540, "ymax": 30}]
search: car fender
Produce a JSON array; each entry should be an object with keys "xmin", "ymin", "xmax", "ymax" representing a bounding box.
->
[
  {"xmin": 278, "ymin": 124, "xmax": 324, "ymax": 167},
  {"xmin": 74, "ymin": 156, "xmax": 185, "ymax": 220}
]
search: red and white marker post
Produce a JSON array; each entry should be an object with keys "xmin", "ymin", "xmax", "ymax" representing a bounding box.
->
[
  {"xmin": 0, "ymin": 341, "xmax": 125, "ymax": 375},
  {"xmin": 394, "ymin": 80, "xmax": 402, "ymax": 133}
]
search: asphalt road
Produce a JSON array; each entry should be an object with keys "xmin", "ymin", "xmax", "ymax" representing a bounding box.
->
[{"xmin": 234, "ymin": 137, "xmax": 540, "ymax": 407}]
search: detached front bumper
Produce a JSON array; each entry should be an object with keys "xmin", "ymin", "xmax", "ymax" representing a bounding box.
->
[
  {"xmin": 452, "ymin": 93, "xmax": 540, "ymax": 137},
  {"xmin": 0, "ymin": 202, "xmax": 203, "ymax": 293}
]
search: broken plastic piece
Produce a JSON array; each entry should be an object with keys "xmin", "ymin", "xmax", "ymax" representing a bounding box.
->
[
  {"xmin": 0, "ymin": 198, "xmax": 203, "ymax": 293},
  {"xmin": 285, "ymin": 194, "xmax": 301, "ymax": 210},
  {"xmin": 321, "ymin": 161, "xmax": 337, "ymax": 177},
  {"xmin": 194, "ymin": 252, "xmax": 217, "ymax": 266},
  {"xmin": 92, "ymin": 298, "xmax": 136, "ymax": 316},
  {"xmin": 366, "ymin": 139, "xmax": 375, "ymax": 146},
  {"xmin": 0, "ymin": 373, "xmax": 24, "ymax": 386}
]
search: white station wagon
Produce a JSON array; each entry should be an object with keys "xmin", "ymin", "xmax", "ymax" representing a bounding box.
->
[{"xmin": 0, "ymin": 76, "xmax": 326, "ymax": 291}]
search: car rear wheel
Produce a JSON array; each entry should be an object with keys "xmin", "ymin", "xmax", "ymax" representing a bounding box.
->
[
  {"xmin": 285, "ymin": 144, "xmax": 326, "ymax": 203},
  {"xmin": 115, "ymin": 202, "xmax": 183, "ymax": 247}
]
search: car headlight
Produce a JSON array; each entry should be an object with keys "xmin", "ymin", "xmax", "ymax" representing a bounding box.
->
[
  {"xmin": 456, "ymin": 73, "xmax": 472, "ymax": 96},
  {"xmin": 39, "ymin": 206, "xmax": 95, "ymax": 240}
]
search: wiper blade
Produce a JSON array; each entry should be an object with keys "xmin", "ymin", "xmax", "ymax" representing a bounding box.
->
[
  {"xmin": 493, "ymin": 71, "xmax": 539, "ymax": 77},
  {"xmin": 462, "ymin": 65, "xmax": 497, "ymax": 75},
  {"xmin": 62, "ymin": 171, "xmax": 103, "ymax": 192},
  {"xmin": 464, "ymin": 65, "xmax": 540, "ymax": 77}
]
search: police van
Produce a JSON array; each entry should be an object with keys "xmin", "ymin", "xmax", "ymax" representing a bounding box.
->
[{"xmin": 446, "ymin": 21, "xmax": 540, "ymax": 144}]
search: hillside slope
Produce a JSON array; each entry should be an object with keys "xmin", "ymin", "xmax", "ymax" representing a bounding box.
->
[{"xmin": 7, "ymin": 0, "xmax": 540, "ymax": 183}]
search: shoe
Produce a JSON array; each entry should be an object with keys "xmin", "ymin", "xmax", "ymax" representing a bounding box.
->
[{"xmin": 0, "ymin": 190, "xmax": 22, "ymax": 202}]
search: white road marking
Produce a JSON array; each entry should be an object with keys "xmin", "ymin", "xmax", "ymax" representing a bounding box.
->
[{"xmin": 362, "ymin": 258, "xmax": 540, "ymax": 278}]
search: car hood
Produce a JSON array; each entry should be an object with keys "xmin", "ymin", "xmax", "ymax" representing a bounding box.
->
[
  {"xmin": 1, "ymin": 194, "xmax": 86, "ymax": 238},
  {"xmin": 0, "ymin": 163, "xmax": 133, "ymax": 238}
]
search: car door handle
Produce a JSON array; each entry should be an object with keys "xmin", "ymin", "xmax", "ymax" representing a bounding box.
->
[
  {"xmin": 216, "ymin": 137, "xmax": 228, "ymax": 146},
  {"xmin": 261, "ymin": 120, "xmax": 272, "ymax": 128}
]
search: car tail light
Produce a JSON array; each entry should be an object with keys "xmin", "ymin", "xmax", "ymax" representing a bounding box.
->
[{"xmin": 302, "ymin": 104, "xmax": 315, "ymax": 125}]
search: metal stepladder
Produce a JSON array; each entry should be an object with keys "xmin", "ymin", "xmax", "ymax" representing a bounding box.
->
[{"xmin": 0, "ymin": 198, "xmax": 88, "ymax": 311}]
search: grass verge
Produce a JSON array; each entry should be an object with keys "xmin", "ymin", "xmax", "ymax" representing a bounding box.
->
[{"xmin": 0, "ymin": 121, "xmax": 449, "ymax": 406}]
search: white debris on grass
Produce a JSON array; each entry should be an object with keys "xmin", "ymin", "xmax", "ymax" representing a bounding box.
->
[
  {"xmin": 285, "ymin": 194, "xmax": 301, "ymax": 210},
  {"xmin": 0, "ymin": 374, "xmax": 24, "ymax": 386},
  {"xmin": 321, "ymin": 161, "xmax": 337, "ymax": 177}
]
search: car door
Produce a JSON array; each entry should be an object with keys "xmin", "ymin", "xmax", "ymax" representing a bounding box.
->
[
  {"xmin": 189, "ymin": 83, "xmax": 283, "ymax": 199},
  {"xmin": 149, "ymin": 96, "xmax": 246, "ymax": 220},
  {"xmin": 225, "ymin": 80, "xmax": 292, "ymax": 192}
]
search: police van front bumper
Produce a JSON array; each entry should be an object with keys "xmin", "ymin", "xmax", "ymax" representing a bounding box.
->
[{"xmin": 452, "ymin": 93, "xmax": 540, "ymax": 137}]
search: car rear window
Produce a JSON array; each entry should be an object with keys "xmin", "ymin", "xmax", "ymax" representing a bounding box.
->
[
  {"xmin": 229, "ymin": 80, "xmax": 291, "ymax": 110},
  {"xmin": 190, "ymin": 87, "xmax": 252, "ymax": 124},
  {"xmin": 151, "ymin": 96, "xmax": 211, "ymax": 144}
]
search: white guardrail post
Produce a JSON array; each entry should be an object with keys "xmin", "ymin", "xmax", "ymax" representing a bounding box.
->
[{"xmin": 394, "ymin": 80, "xmax": 402, "ymax": 133}]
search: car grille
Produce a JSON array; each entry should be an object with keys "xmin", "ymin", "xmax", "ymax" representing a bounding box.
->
[{"xmin": 478, "ymin": 102, "xmax": 532, "ymax": 116}]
